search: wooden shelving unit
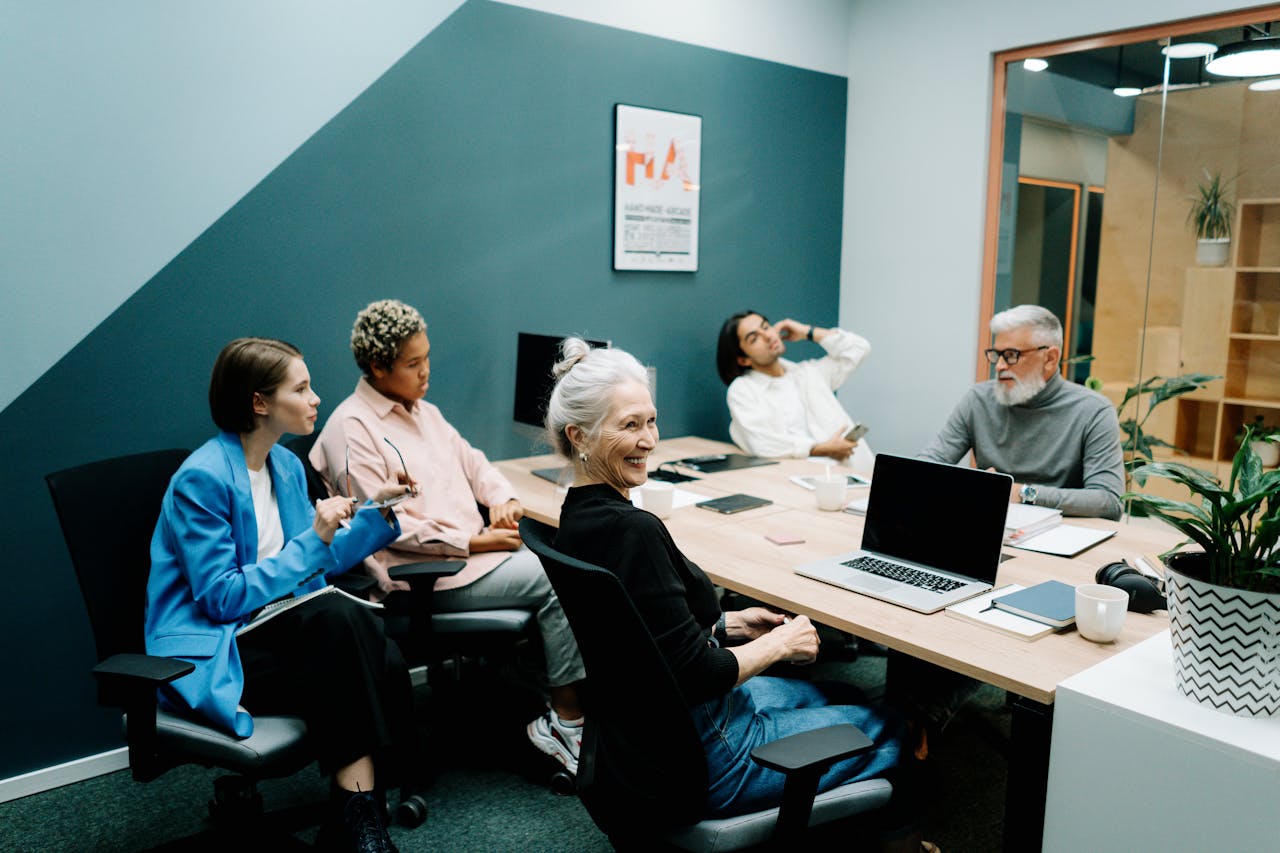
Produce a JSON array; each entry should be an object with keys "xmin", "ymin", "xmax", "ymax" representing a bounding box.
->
[{"xmin": 1176, "ymin": 199, "xmax": 1280, "ymax": 466}]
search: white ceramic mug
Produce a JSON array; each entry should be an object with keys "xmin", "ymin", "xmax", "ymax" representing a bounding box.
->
[
  {"xmin": 1075, "ymin": 583, "xmax": 1128, "ymax": 643},
  {"xmin": 814, "ymin": 476, "xmax": 847, "ymax": 512},
  {"xmin": 639, "ymin": 481, "xmax": 674, "ymax": 519}
]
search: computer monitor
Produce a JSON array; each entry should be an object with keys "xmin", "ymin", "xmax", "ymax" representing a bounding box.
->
[{"xmin": 512, "ymin": 332, "xmax": 609, "ymax": 442}]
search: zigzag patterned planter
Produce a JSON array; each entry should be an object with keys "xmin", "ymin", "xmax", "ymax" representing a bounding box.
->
[{"xmin": 1166, "ymin": 556, "xmax": 1280, "ymax": 717}]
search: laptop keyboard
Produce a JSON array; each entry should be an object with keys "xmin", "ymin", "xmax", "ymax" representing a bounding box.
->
[{"xmin": 841, "ymin": 556, "xmax": 965, "ymax": 593}]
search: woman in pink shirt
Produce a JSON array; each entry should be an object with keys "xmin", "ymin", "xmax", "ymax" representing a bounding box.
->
[{"xmin": 311, "ymin": 300, "xmax": 586, "ymax": 774}]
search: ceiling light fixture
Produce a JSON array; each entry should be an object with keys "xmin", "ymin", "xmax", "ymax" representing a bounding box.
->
[
  {"xmin": 1249, "ymin": 76, "xmax": 1280, "ymax": 91},
  {"xmin": 1205, "ymin": 24, "xmax": 1280, "ymax": 77},
  {"xmin": 1023, "ymin": 58, "xmax": 1048, "ymax": 72},
  {"xmin": 1112, "ymin": 45, "xmax": 1140, "ymax": 97},
  {"xmin": 1162, "ymin": 42, "xmax": 1218, "ymax": 59}
]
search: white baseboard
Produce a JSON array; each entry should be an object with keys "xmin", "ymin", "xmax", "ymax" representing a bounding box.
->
[{"xmin": 0, "ymin": 748, "xmax": 128, "ymax": 804}]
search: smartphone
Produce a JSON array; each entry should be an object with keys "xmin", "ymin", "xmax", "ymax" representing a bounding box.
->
[{"xmin": 845, "ymin": 423, "xmax": 869, "ymax": 442}]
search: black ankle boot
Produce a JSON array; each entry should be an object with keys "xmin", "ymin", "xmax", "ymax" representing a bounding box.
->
[
  {"xmin": 317, "ymin": 790, "xmax": 397, "ymax": 853},
  {"xmin": 345, "ymin": 791, "xmax": 397, "ymax": 853}
]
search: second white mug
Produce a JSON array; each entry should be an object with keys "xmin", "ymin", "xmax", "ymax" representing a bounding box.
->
[
  {"xmin": 1075, "ymin": 583, "xmax": 1128, "ymax": 643},
  {"xmin": 814, "ymin": 477, "xmax": 847, "ymax": 512}
]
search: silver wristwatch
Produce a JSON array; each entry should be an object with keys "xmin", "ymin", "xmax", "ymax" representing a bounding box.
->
[{"xmin": 1020, "ymin": 484, "xmax": 1038, "ymax": 505}]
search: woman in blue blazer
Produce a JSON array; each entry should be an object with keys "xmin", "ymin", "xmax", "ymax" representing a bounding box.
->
[{"xmin": 146, "ymin": 337, "xmax": 412, "ymax": 852}]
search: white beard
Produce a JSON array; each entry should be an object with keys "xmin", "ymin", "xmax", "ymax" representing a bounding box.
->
[{"xmin": 994, "ymin": 371, "xmax": 1047, "ymax": 406}]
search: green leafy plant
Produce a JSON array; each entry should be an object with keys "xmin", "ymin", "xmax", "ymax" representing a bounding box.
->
[
  {"xmin": 1126, "ymin": 423, "xmax": 1280, "ymax": 593},
  {"xmin": 1187, "ymin": 169, "xmax": 1234, "ymax": 240},
  {"xmin": 1236, "ymin": 414, "xmax": 1280, "ymax": 443},
  {"xmin": 1117, "ymin": 373, "xmax": 1220, "ymax": 475}
]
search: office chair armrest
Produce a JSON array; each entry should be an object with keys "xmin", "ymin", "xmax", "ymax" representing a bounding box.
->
[
  {"xmin": 92, "ymin": 653, "xmax": 194, "ymax": 688},
  {"xmin": 750, "ymin": 723, "xmax": 873, "ymax": 774},
  {"xmin": 93, "ymin": 652, "xmax": 194, "ymax": 710},
  {"xmin": 390, "ymin": 561, "xmax": 466, "ymax": 581},
  {"xmin": 751, "ymin": 724, "xmax": 878, "ymax": 841}
]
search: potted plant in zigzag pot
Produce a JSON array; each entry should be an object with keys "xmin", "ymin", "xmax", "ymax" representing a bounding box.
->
[
  {"xmin": 1237, "ymin": 415, "xmax": 1280, "ymax": 468},
  {"xmin": 1188, "ymin": 169, "xmax": 1233, "ymax": 267},
  {"xmin": 1126, "ymin": 423, "xmax": 1280, "ymax": 717}
]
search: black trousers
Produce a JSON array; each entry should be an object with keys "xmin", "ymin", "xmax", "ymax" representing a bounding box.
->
[{"xmin": 238, "ymin": 591, "xmax": 417, "ymax": 783}]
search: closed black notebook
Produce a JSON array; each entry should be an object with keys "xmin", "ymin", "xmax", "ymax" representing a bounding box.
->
[{"xmin": 695, "ymin": 493, "xmax": 772, "ymax": 514}]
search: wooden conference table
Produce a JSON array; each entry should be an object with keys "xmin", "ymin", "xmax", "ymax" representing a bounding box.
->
[{"xmin": 495, "ymin": 436, "xmax": 1178, "ymax": 850}]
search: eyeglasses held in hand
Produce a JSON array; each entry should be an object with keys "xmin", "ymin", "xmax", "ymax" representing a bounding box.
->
[
  {"xmin": 983, "ymin": 346, "xmax": 1048, "ymax": 365},
  {"xmin": 338, "ymin": 442, "xmax": 413, "ymax": 509}
]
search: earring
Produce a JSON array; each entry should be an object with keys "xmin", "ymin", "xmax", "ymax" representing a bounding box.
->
[{"xmin": 579, "ymin": 450, "xmax": 589, "ymax": 463}]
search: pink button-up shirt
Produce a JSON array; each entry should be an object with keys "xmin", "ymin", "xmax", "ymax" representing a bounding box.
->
[{"xmin": 311, "ymin": 378, "xmax": 517, "ymax": 591}]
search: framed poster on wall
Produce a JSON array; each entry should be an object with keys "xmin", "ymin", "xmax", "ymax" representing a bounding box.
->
[{"xmin": 613, "ymin": 104, "xmax": 701, "ymax": 272}]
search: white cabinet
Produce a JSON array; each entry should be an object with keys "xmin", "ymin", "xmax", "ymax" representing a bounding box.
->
[{"xmin": 1044, "ymin": 631, "xmax": 1280, "ymax": 853}]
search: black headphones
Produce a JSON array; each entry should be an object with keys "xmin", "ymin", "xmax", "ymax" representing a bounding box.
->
[{"xmin": 1095, "ymin": 562, "xmax": 1166, "ymax": 613}]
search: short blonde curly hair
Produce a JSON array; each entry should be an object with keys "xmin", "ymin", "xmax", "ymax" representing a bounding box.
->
[{"xmin": 350, "ymin": 299, "xmax": 427, "ymax": 377}]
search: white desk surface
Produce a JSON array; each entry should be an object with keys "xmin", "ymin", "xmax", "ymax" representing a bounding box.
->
[{"xmin": 1057, "ymin": 630, "xmax": 1280, "ymax": 763}]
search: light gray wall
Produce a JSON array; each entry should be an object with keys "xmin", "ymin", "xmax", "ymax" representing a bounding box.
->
[
  {"xmin": 840, "ymin": 0, "xmax": 1247, "ymax": 457},
  {"xmin": 0, "ymin": 1, "xmax": 466, "ymax": 413}
]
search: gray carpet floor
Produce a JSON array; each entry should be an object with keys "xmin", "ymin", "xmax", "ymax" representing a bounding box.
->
[{"xmin": 1, "ymin": 651, "xmax": 1011, "ymax": 852}]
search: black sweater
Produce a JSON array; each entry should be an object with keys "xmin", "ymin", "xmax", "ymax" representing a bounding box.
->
[{"xmin": 554, "ymin": 484, "xmax": 739, "ymax": 706}]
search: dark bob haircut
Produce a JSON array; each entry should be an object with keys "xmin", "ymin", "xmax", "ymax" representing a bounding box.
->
[
  {"xmin": 209, "ymin": 337, "xmax": 303, "ymax": 433},
  {"xmin": 715, "ymin": 310, "xmax": 767, "ymax": 386}
]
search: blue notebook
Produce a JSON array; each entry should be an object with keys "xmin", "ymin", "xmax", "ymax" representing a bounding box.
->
[{"xmin": 991, "ymin": 580, "xmax": 1076, "ymax": 629}]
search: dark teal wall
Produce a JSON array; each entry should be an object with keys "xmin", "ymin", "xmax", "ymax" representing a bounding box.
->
[{"xmin": 0, "ymin": 1, "xmax": 846, "ymax": 777}]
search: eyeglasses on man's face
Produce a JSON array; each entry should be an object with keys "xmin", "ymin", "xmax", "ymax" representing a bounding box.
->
[{"xmin": 983, "ymin": 346, "xmax": 1048, "ymax": 365}]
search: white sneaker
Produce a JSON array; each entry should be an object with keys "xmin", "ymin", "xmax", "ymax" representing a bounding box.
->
[{"xmin": 526, "ymin": 709, "xmax": 582, "ymax": 775}]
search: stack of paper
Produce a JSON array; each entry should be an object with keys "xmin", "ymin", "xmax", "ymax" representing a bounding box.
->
[
  {"xmin": 842, "ymin": 496, "xmax": 870, "ymax": 515},
  {"xmin": 944, "ymin": 585, "xmax": 1057, "ymax": 641},
  {"xmin": 1009, "ymin": 525, "xmax": 1116, "ymax": 557},
  {"xmin": 1004, "ymin": 503, "xmax": 1062, "ymax": 544}
]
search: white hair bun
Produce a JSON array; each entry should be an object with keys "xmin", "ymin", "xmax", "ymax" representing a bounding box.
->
[{"xmin": 552, "ymin": 337, "xmax": 592, "ymax": 380}]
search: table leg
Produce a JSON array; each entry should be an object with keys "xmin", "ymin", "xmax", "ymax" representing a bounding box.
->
[{"xmin": 1003, "ymin": 695, "xmax": 1053, "ymax": 853}]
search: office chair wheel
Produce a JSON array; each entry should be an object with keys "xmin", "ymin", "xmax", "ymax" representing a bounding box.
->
[
  {"xmin": 208, "ymin": 775, "xmax": 263, "ymax": 823},
  {"xmin": 395, "ymin": 793, "xmax": 429, "ymax": 828},
  {"xmin": 548, "ymin": 768, "xmax": 576, "ymax": 796}
]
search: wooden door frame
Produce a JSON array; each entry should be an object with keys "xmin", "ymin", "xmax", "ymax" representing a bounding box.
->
[{"xmin": 976, "ymin": 4, "xmax": 1280, "ymax": 382}]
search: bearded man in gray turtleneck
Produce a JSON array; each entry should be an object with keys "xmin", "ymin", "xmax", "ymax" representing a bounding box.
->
[{"xmin": 919, "ymin": 305, "xmax": 1123, "ymax": 520}]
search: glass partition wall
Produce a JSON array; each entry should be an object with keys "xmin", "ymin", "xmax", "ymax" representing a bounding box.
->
[{"xmin": 982, "ymin": 5, "xmax": 1280, "ymax": 503}]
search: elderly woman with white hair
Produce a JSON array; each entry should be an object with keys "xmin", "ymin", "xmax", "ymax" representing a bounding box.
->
[{"xmin": 545, "ymin": 338, "xmax": 928, "ymax": 849}]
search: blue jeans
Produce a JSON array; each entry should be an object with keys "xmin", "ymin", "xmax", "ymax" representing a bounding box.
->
[{"xmin": 692, "ymin": 676, "xmax": 902, "ymax": 818}]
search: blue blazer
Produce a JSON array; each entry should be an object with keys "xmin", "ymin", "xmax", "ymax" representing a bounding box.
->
[{"xmin": 145, "ymin": 431, "xmax": 399, "ymax": 737}]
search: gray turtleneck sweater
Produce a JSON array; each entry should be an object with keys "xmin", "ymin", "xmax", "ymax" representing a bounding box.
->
[{"xmin": 919, "ymin": 374, "xmax": 1124, "ymax": 519}]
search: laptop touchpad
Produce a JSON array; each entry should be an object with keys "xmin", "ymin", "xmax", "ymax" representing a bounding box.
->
[{"xmin": 845, "ymin": 573, "xmax": 897, "ymax": 593}]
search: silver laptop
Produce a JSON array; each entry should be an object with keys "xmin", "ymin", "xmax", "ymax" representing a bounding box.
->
[{"xmin": 794, "ymin": 454, "xmax": 1011, "ymax": 613}]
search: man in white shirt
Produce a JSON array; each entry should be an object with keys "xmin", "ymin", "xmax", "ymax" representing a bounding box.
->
[{"xmin": 716, "ymin": 310, "xmax": 872, "ymax": 464}]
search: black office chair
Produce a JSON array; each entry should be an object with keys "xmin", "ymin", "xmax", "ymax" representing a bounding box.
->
[
  {"xmin": 282, "ymin": 432, "xmax": 536, "ymax": 668},
  {"xmin": 45, "ymin": 449, "xmax": 316, "ymax": 834},
  {"xmin": 282, "ymin": 434, "xmax": 565, "ymax": 798},
  {"xmin": 520, "ymin": 518, "xmax": 894, "ymax": 851}
]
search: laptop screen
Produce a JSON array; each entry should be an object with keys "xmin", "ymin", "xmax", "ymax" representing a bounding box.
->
[{"xmin": 861, "ymin": 454, "xmax": 1011, "ymax": 582}]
